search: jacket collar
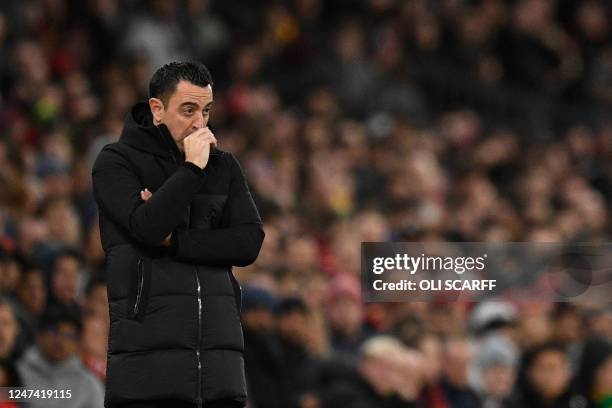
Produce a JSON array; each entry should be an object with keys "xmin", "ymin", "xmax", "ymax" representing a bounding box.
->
[{"xmin": 118, "ymin": 101, "xmax": 184, "ymax": 162}]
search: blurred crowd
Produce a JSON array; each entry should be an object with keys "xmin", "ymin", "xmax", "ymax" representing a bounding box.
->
[{"xmin": 0, "ymin": 0, "xmax": 611, "ymax": 407}]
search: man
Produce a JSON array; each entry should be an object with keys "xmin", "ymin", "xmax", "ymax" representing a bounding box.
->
[
  {"xmin": 16, "ymin": 305, "xmax": 105, "ymax": 408},
  {"xmin": 508, "ymin": 342, "xmax": 582, "ymax": 408},
  {"xmin": 440, "ymin": 336, "xmax": 481, "ymax": 408},
  {"xmin": 47, "ymin": 249, "xmax": 84, "ymax": 313},
  {"xmin": 241, "ymin": 286, "xmax": 288, "ymax": 408},
  {"xmin": 0, "ymin": 297, "xmax": 20, "ymax": 365},
  {"xmin": 92, "ymin": 61, "xmax": 264, "ymax": 408},
  {"xmin": 12, "ymin": 266, "xmax": 47, "ymax": 350},
  {"xmin": 320, "ymin": 335, "xmax": 420, "ymax": 408}
]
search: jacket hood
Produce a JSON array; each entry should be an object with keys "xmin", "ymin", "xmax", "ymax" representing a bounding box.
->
[
  {"xmin": 119, "ymin": 101, "xmax": 184, "ymax": 161},
  {"xmin": 19, "ymin": 346, "xmax": 83, "ymax": 376}
]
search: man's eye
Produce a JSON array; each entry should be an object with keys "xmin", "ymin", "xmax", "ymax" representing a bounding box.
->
[{"xmin": 184, "ymin": 109, "xmax": 193, "ymax": 115}]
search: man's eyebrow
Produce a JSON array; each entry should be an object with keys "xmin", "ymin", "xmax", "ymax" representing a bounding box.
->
[
  {"xmin": 179, "ymin": 101, "xmax": 213, "ymax": 109},
  {"xmin": 179, "ymin": 102, "xmax": 199, "ymax": 108}
]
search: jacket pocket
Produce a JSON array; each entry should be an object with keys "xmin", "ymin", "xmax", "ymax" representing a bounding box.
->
[{"xmin": 129, "ymin": 257, "xmax": 151, "ymax": 321}]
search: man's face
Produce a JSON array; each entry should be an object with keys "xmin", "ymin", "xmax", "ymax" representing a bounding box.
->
[
  {"xmin": 52, "ymin": 256, "xmax": 81, "ymax": 304},
  {"xmin": 38, "ymin": 322, "xmax": 79, "ymax": 363},
  {"xmin": 0, "ymin": 305, "xmax": 18, "ymax": 359},
  {"xmin": 442, "ymin": 338, "xmax": 474, "ymax": 388},
  {"xmin": 278, "ymin": 310, "xmax": 308, "ymax": 345},
  {"xmin": 529, "ymin": 350, "xmax": 570, "ymax": 401},
  {"xmin": 150, "ymin": 80, "xmax": 213, "ymax": 151},
  {"xmin": 17, "ymin": 270, "xmax": 47, "ymax": 315}
]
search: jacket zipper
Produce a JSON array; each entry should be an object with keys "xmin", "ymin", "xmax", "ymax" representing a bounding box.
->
[
  {"xmin": 133, "ymin": 259, "xmax": 144, "ymax": 316},
  {"xmin": 194, "ymin": 268, "xmax": 203, "ymax": 408}
]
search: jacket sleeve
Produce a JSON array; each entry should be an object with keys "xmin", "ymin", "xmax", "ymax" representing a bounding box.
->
[
  {"xmin": 170, "ymin": 153, "xmax": 265, "ymax": 267},
  {"xmin": 91, "ymin": 146, "xmax": 205, "ymax": 246}
]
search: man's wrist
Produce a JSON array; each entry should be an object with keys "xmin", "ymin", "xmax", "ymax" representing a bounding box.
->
[
  {"xmin": 182, "ymin": 161, "xmax": 207, "ymax": 177},
  {"xmin": 185, "ymin": 158, "xmax": 206, "ymax": 169}
]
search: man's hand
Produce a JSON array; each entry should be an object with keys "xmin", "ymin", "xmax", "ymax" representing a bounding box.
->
[
  {"xmin": 184, "ymin": 127, "xmax": 217, "ymax": 169},
  {"xmin": 141, "ymin": 188, "xmax": 172, "ymax": 246},
  {"xmin": 140, "ymin": 188, "xmax": 152, "ymax": 201}
]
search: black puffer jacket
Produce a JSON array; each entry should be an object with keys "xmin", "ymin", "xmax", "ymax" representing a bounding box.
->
[{"xmin": 92, "ymin": 102, "xmax": 264, "ymax": 407}]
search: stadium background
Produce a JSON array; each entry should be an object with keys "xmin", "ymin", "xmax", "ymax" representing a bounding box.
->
[{"xmin": 0, "ymin": 0, "xmax": 611, "ymax": 407}]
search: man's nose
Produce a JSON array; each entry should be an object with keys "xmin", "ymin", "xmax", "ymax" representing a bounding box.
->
[{"xmin": 192, "ymin": 112, "xmax": 205, "ymax": 130}]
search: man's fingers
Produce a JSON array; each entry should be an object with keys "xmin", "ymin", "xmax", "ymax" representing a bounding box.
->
[
  {"xmin": 205, "ymin": 135, "xmax": 218, "ymax": 148},
  {"xmin": 185, "ymin": 127, "xmax": 213, "ymax": 141},
  {"xmin": 140, "ymin": 189, "xmax": 152, "ymax": 201}
]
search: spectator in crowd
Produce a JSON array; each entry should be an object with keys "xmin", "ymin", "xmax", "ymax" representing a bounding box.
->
[
  {"xmin": 16, "ymin": 305, "xmax": 104, "ymax": 408},
  {"xmin": 82, "ymin": 277, "xmax": 108, "ymax": 323},
  {"xmin": 574, "ymin": 337, "xmax": 612, "ymax": 408},
  {"xmin": 324, "ymin": 275, "xmax": 368, "ymax": 355},
  {"xmin": 79, "ymin": 314, "xmax": 107, "ymax": 382},
  {"xmin": 440, "ymin": 336, "xmax": 481, "ymax": 408},
  {"xmin": 47, "ymin": 249, "xmax": 84, "ymax": 313},
  {"xmin": 415, "ymin": 331, "xmax": 448, "ymax": 408},
  {"xmin": 320, "ymin": 335, "xmax": 420, "ymax": 408},
  {"xmin": 276, "ymin": 297, "xmax": 322, "ymax": 407},
  {"xmin": 509, "ymin": 342, "xmax": 582, "ymax": 408},
  {"xmin": 0, "ymin": 297, "xmax": 21, "ymax": 366},
  {"xmin": 470, "ymin": 334, "xmax": 518, "ymax": 408},
  {"xmin": 13, "ymin": 266, "xmax": 47, "ymax": 347},
  {"xmin": 241, "ymin": 285, "xmax": 290, "ymax": 408},
  {"xmin": 584, "ymin": 308, "xmax": 612, "ymax": 340},
  {"xmin": 551, "ymin": 303, "xmax": 584, "ymax": 348},
  {"xmin": 0, "ymin": 251, "xmax": 21, "ymax": 296}
]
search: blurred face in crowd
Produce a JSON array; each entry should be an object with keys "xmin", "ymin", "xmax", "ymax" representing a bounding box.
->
[
  {"xmin": 286, "ymin": 237, "xmax": 318, "ymax": 274},
  {"xmin": 242, "ymin": 308, "xmax": 275, "ymax": 332},
  {"xmin": 419, "ymin": 335, "xmax": 442, "ymax": 384},
  {"xmin": 52, "ymin": 255, "xmax": 82, "ymax": 304},
  {"xmin": 44, "ymin": 199, "xmax": 81, "ymax": 244},
  {"xmin": 81, "ymin": 316, "xmax": 108, "ymax": 358},
  {"xmin": 17, "ymin": 270, "xmax": 47, "ymax": 316},
  {"xmin": 528, "ymin": 349, "xmax": 570, "ymax": 401},
  {"xmin": 430, "ymin": 304, "xmax": 467, "ymax": 337},
  {"xmin": 588, "ymin": 310, "xmax": 612, "ymax": 338},
  {"xmin": 0, "ymin": 366, "xmax": 8, "ymax": 386},
  {"xmin": 149, "ymin": 81, "xmax": 213, "ymax": 152},
  {"xmin": 483, "ymin": 364, "xmax": 515, "ymax": 399},
  {"xmin": 553, "ymin": 311, "xmax": 582, "ymax": 345},
  {"xmin": 0, "ymin": 305, "xmax": 18, "ymax": 359},
  {"xmin": 360, "ymin": 354, "xmax": 395, "ymax": 396},
  {"xmin": 518, "ymin": 312, "xmax": 552, "ymax": 348},
  {"xmin": 442, "ymin": 338, "xmax": 474, "ymax": 388},
  {"xmin": 42, "ymin": 172, "xmax": 71, "ymax": 198},
  {"xmin": 278, "ymin": 310, "xmax": 308, "ymax": 345},
  {"xmin": 0, "ymin": 258, "xmax": 20, "ymax": 294},
  {"xmin": 85, "ymin": 283, "xmax": 108, "ymax": 320},
  {"xmin": 326, "ymin": 296, "xmax": 363, "ymax": 337},
  {"xmin": 387, "ymin": 349, "xmax": 424, "ymax": 400},
  {"xmin": 38, "ymin": 322, "xmax": 79, "ymax": 363}
]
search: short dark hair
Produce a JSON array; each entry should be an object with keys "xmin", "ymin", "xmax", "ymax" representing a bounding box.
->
[
  {"xmin": 522, "ymin": 341, "xmax": 568, "ymax": 371},
  {"xmin": 149, "ymin": 61, "xmax": 214, "ymax": 105},
  {"xmin": 54, "ymin": 247, "xmax": 84, "ymax": 269},
  {"xmin": 275, "ymin": 297, "xmax": 308, "ymax": 316},
  {"xmin": 38, "ymin": 304, "xmax": 83, "ymax": 335}
]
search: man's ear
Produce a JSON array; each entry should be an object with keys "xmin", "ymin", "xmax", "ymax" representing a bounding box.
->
[{"xmin": 149, "ymin": 97, "xmax": 165, "ymax": 124}]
